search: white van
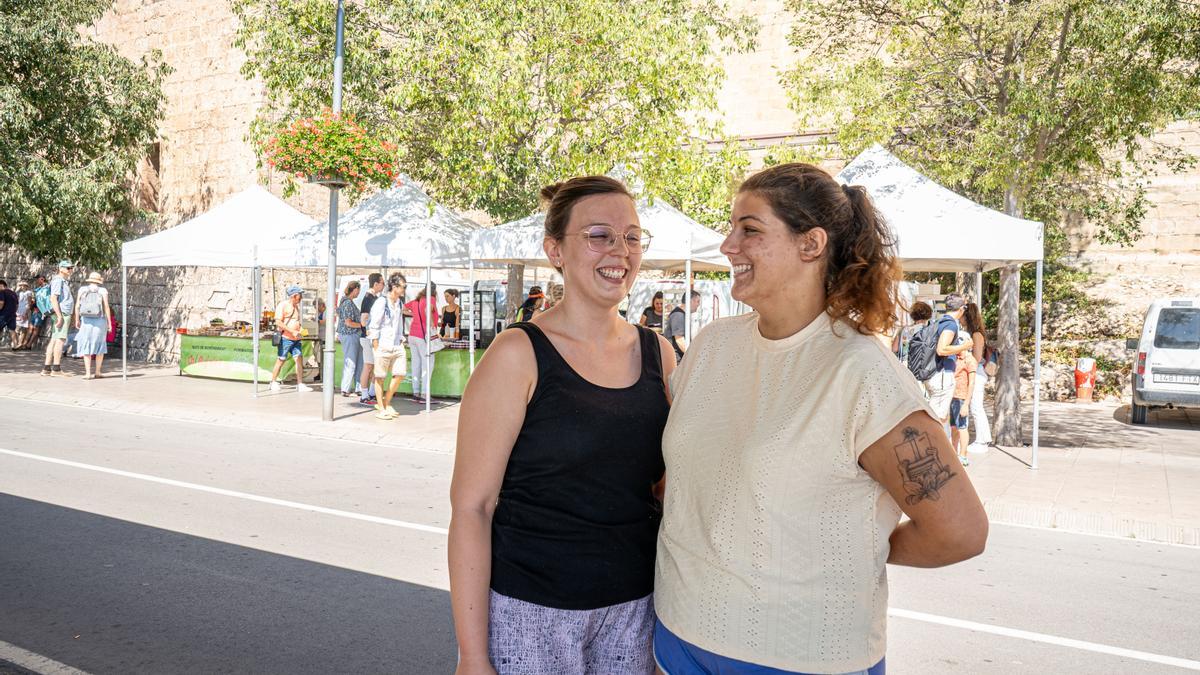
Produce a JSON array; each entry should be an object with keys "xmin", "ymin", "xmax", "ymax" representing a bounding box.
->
[{"xmin": 1129, "ymin": 298, "xmax": 1200, "ymax": 424}]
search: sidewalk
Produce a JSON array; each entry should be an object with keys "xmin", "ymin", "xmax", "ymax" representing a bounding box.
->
[
  {"xmin": 4, "ymin": 348, "xmax": 1199, "ymax": 545},
  {"xmin": 0, "ymin": 348, "xmax": 459, "ymax": 454}
]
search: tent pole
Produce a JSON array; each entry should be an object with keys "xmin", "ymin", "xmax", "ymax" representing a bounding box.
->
[
  {"xmin": 1032, "ymin": 260, "xmax": 1043, "ymax": 470},
  {"xmin": 425, "ymin": 241, "xmax": 432, "ymax": 415},
  {"xmin": 685, "ymin": 233, "xmax": 693, "ymax": 344},
  {"xmin": 468, "ymin": 252, "xmax": 476, "ymax": 374},
  {"xmin": 121, "ymin": 264, "xmax": 128, "ymax": 381},
  {"xmin": 252, "ymin": 259, "xmax": 260, "ymax": 398},
  {"xmin": 975, "ymin": 264, "xmax": 983, "ymax": 305}
]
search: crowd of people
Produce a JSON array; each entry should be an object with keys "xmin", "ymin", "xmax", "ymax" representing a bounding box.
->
[
  {"xmin": 1, "ymin": 261, "xmax": 116, "ymax": 379},
  {"xmin": 448, "ymin": 167, "xmax": 988, "ymax": 675}
]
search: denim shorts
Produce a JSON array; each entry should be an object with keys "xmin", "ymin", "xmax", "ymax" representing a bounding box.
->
[
  {"xmin": 949, "ymin": 398, "xmax": 968, "ymax": 429},
  {"xmin": 653, "ymin": 619, "xmax": 884, "ymax": 675},
  {"xmin": 277, "ymin": 337, "xmax": 303, "ymax": 360}
]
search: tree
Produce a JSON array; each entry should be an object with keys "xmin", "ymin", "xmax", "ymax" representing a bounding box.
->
[
  {"xmin": 0, "ymin": 0, "xmax": 169, "ymax": 267},
  {"xmin": 782, "ymin": 0, "xmax": 1200, "ymax": 445},
  {"xmin": 231, "ymin": 0, "xmax": 755, "ymax": 219}
]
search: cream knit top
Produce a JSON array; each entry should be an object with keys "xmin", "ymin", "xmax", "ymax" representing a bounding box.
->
[{"xmin": 655, "ymin": 312, "xmax": 935, "ymax": 673}]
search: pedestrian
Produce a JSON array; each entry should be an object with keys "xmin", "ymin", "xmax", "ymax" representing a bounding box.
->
[
  {"xmin": 42, "ymin": 261, "xmax": 76, "ymax": 377},
  {"xmin": 358, "ymin": 272, "xmax": 384, "ymax": 406},
  {"xmin": 337, "ymin": 280, "xmax": 364, "ymax": 397},
  {"xmin": 894, "ymin": 300, "xmax": 932, "ymax": 360},
  {"xmin": 544, "ymin": 281, "xmax": 564, "ymax": 309},
  {"xmin": 12, "ymin": 280, "xmax": 34, "ymax": 350},
  {"xmin": 0, "ymin": 279, "xmax": 17, "ymax": 348},
  {"xmin": 654, "ymin": 164, "xmax": 987, "ymax": 674},
  {"xmin": 638, "ymin": 291, "xmax": 664, "ymax": 330},
  {"xmin": 449, "ymin": 175, "xmax": 672, "ymax": 675},
  {"xmin": 405, "ymin": 282, "xmax": 439, "ymax": 404},
  {"xmin": 73, "ymin": 272, "xmax": 113, "ymax": 379},
  {"xmin": 366, "ymin": 273, "xmax": 408, "ymax": 419},
  {"xmin": 950, "ymin": 334, "xmax": 978, "ymax": 466},
  {"xmin": 962, "ymin": 301, "xmax": 994, "ymax": 449},
  {"xmin": 441, "ymin": 288, "xmax": 461, "ymax": 340},
  {"xmin": 662, "ymin": 289, "xmax": 700, "ymax": 362},
  {"xmin": 32, "ymin": 274, "xmax": 50, "ymax": 348},
  {"xmin": 926, "ymin": 292, "xmax": 973, "ymax": 434},
  {"xmin": 268, "ymin": 285, "xmax": 312, "ymax": 392},
  {"xmin": 513, "ymin": 286, "xmax": 544, "ymax": 323}
]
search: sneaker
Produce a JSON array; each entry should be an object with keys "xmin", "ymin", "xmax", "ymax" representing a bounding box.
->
[
  {"xmin": 297, "ymin": 383, "xmax": 313, "ymax": 392},
  {"xmin": 358, "ymin": 396, "xmax": 377, "ymax": 406},
  {"xmin": 269, "ymin": 381, "xmax": 281, "ymax": 392},
  {"xmin": 40, "ymin": 368, "xmax": 51, "ymax": 377},
  {"xmin": 959, "ymin": 455, "xmax": 971, "ymax": 467},
  {"xmin": 375, "ymin": 408, "xmax": 397, "ymax": 420},
  {"xmin": 51, "ymin": 369, "xmax": 73, "ymax": 377}
]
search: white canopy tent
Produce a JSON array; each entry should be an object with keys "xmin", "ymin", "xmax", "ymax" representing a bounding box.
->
[
  {"xmin": 837, "ymin": 145, "xmax": 1046, "ymax": 467},
  {"xmin": 295, "ymin": 181, "xmax": 485, "ymax": 413},
  {"xmin": 469, "ymin": 197, "xmax": 731, "ymax": 366},
  {"xmin": 119, "ymin": 186, "xmax": 321, "ymax": 392},
  {"xmin": 119, "ymin": 182, "xmax": 483, "ymax": 415}
]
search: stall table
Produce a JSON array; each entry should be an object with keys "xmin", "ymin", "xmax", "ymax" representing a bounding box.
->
[{"xmin": 180, "ymin": 333, "xmax": 481, "ymax": 397}]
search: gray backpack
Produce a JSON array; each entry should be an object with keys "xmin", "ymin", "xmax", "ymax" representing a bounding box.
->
[{"xmin": 79, "ymin": 286, "xmax": 104, "ymax": 317}]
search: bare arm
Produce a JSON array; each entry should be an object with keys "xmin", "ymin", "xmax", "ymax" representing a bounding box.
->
[
  {"xmin": 935, "ymin": 328, "xmax": 972, "ymax": 356},
  {"xmin": 449, "ymin": 329, "xmax": 536, "ymax": 675},
  {"xmin": 653, "ymin": 333, "xmax": 677, "ymax": 502},
  {"xmin": 859, "ymin": 411, "xmax": 988, "ymax": 567}
]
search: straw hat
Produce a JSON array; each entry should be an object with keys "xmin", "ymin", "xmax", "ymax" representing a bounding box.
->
[{"xmin": 86, "ymin": 272, "xmax": 104, "ymax": 284}]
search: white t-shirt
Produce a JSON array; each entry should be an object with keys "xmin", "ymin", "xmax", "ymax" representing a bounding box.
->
[{"xmin": 655, "ymin": 311, "xmax": 936, "ymax": 673}]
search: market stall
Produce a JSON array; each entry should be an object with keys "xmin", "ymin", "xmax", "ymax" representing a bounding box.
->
[
  {"xmin": 469, "ymin": 196, "xmax": 731, "ymax": 370},
  {"xmin": 836, "ymin": 144, "xmax": 1046, "ymax": 464}
]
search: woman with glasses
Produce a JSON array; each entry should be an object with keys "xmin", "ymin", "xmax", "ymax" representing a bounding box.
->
[
  {"xmin": 653, "ymin": 164, "xmax": 988, "ymax": 674},
  {"xmin": 449, "ymin": 176, "xmax": 674, "ymax": 675}
]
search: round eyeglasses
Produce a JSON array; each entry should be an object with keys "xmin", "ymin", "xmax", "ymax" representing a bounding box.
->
[{"xmin": 578, "ymin": 226, "xmax": 652, "ymax": 254}]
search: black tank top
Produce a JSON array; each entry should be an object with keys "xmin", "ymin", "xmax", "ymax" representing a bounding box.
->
[{"xmin": 490, "ymin": 323, "xmax": 668, "ymax": 610}]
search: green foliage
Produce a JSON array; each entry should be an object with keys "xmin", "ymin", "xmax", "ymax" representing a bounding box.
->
[
  {"xmin": 0, "ymin": 0, "xmax": 169, "ymax": 267},
  {"xmin": 263, "ymin": 110, "xmax": 399, "ymax": 200},
  {"xmin": 232, "ymin": 0, "xmax": 756, "ymax": 221},
  {"xmin": 782, "ymin": 0, "xmax": 1200, "ymax": 247}
]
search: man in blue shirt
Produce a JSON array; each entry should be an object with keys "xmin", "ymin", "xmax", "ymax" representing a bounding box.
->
[
  {"xmin": 925, "ymin": 293, "xmax": 973, "ymax": 428},
  {"xmin": 42, "ymin": 261, "xmax": 75, "ymax": 377}
]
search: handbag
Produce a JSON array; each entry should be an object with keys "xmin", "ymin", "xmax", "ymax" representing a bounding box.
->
[{"xmin": 416, "ymin": 302, "xmax": 446, "ymax": 353}]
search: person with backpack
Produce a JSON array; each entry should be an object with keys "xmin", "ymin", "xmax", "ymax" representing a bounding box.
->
[
  {"xmin": 895, "ymin": 301, "xmax": 933, "ymax": 361},
  {"xmin": 513, "ymin": 286, "xmax": 544, "ymax": 323},
  {"xmin": 73, "ymin": 271, "xmax": 113, "ymax": 379},
  {"xmin": 42, "ymin": 261, "xmax": 76, "ymax": 377},
  {"xmin": 922, "ymin": 293, "xmax": 974, "ymax": 432}
]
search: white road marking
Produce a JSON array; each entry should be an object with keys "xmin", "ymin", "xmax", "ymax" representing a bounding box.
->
[
  {"xmin": 890, "ymin": 607, "xmax": 1200, "ymax": 671},
  {"xmin": 0, "ymin": 639, "xmax": 92, "ymax": 675},
  {"xmin": 6, "ymin": 446, "xmax": 1200, "ymax": 670},
  {"xmin": 0, "ymin": 447, "xmax": 449, "ymax": 536}
]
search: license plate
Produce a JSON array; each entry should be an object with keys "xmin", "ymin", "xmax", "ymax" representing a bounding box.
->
[{"xmin": 1154, "ymin": 373, "xmax": 1200, "ymax": 384}]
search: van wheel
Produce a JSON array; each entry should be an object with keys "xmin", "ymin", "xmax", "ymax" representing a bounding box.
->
[{"xmin": 1131, "ymin": 389, "xmax": 1149, "ymax": 424}]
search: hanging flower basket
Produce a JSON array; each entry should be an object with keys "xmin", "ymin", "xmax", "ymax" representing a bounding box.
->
[{"xmin": 262, "ymin": 109, "xmax": 399, "ymax": 197}]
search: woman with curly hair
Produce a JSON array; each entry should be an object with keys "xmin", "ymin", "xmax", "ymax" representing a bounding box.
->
[{"xmin": 653, "ymin": 164, "xmax": 988, "ymax": 674}]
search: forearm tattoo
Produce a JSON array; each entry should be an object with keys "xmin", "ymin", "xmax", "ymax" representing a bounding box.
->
[{"xmin": 894, "ymin": 427, "xmax": 957, "ymax": 506}]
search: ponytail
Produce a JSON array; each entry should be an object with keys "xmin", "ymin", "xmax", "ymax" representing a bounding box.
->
[{"xmin": 738, "ymin": 163, "xmax": 901, "ymax": 336}]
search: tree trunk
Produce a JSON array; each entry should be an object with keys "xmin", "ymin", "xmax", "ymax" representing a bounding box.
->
[
  {"xmin": 954, "ymin": 272, "xmax": 970, "ymax": 295},
  {"xmin": 994, "ymin": 183, "xmax": 1024, "ymax": 446},
  {"xmin": 994, "ymin": 264, "xmax": 1022, "ymax": 446},
  {"xmin": 505, "ymin": 263, "xmax": 524, "ymax": 322}
]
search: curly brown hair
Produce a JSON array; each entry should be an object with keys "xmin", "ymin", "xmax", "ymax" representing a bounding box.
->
[{"xmin": 738, "ymin": 163, "xmax": 901, "ymax": 335}]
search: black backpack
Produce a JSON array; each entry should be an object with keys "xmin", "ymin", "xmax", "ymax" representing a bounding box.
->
[{"xmin": 906, "ymin": 320, "xmax": 941, "ymax": 381}]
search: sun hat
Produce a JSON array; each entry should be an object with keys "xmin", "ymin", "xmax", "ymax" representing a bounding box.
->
[
  {"xmin": 286, "ymin": 284, "xmax": 304, "ymax": 297},
  {"xmin": 58, "ymin": 260, "xmax": 75, "ymax": 269},
  {"xmin": 86, "ymin": 272, "xmax": 104, "ymax": 284}
]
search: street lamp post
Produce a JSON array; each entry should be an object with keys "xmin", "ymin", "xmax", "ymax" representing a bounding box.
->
[{"xmin": 322, "ymin": 0, "xmax": 346, "ymax": 422}]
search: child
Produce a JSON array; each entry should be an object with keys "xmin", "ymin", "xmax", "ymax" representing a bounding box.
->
[{"xmin": 951, "ymin": 337, "xmax": 978, "ymax": 466}]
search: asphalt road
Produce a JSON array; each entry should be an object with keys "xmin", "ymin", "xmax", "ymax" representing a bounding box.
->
[{"xmin": 1, "ymin": 398, "xmax": 1198, "ymax": 674}]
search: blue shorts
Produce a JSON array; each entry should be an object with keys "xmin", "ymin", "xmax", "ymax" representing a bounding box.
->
[
  {"xmin": 653, "ymin": 619, "xmax": 885, "ymax": 675},
  {"xmin": 949, "ymin": 399, "xmax": 968, "ymax": 429},
  {"xmin": 277, "ymin": 337, "xmax": 303, "ymax": 360}
]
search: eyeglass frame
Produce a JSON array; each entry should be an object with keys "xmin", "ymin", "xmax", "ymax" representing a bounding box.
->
[{"xmin": 573, "ymin": 225, "xmax": 653, "ymax": 254}]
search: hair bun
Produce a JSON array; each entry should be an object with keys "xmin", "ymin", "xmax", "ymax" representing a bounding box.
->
[{"xmin": 539, "ymin": 183, "xmax": 564, "ymax": 205}]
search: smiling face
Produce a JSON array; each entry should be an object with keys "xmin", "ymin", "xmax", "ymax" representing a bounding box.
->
[
  {"xmin": 722, "ymin": 191, "xmax": 823, "ymax": 310},
  {"xmin": 544, "ymin": 193, "xmax": 642, "ymax": 308}
]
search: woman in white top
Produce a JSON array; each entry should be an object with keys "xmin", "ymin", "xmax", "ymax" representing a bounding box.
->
[{"xmin": 654, "ymin": 163, "xmax": 988, "ymax": 674}]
